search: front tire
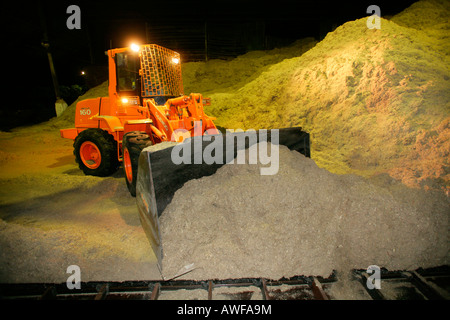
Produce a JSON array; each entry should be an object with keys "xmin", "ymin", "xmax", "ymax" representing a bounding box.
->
[
  {"xmin": 123, "ymin": 131, "xmax": 153, "ymax": 196},
  {"xmin": 73, "ymin": 128, "xmax": 119, "ymax": 176}
]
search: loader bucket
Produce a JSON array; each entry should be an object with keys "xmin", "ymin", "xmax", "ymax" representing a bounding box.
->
[{"xmin": 135, "ymin": 127, "xmax": 310, "ymax": 275}]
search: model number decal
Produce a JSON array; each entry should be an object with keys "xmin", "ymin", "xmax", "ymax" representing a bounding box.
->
[{"xmin": 80, "ymin": 108, "xmax": 91, "ymax": 116}]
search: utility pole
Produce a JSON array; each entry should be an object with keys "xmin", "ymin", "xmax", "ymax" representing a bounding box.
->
[
  {"xmin": 41, "ymin": 42, "xmax": 61, "ymax": 99},
  {"xmin": 38, "ymin": 0, "xmax": 67, "ymax": 116},
  {"xmin": 38, "ymin": 0, "xmax": 60, "ymax": 99}
]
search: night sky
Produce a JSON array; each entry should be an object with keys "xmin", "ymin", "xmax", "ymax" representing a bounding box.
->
[{"xmin": 2, "ymin": 0, "xmax": 418, "ymax": 130}]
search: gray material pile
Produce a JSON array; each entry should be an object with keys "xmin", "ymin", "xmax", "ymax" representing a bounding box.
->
[{"xmin": 160, "ymin": 144, "xmax": 449, "ymax": 280}]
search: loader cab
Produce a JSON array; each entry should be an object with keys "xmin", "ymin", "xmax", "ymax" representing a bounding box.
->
[
  {"xmin": 108, "ymin": 44, "xmax": 184, "ymax": 110},
  {"xmin": 115, "ymin": 51, "xmax": 172, "ymax": 106}
]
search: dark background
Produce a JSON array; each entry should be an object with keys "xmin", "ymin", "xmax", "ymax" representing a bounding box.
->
[{"xmin": 2, "ymin": 0, "xmax": 417, "ymax": 130}]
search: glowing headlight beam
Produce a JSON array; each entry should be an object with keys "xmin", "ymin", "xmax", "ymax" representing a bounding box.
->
[{"xmin": 130, "ymin": 43, "xmax": 140, "ymax": 52}]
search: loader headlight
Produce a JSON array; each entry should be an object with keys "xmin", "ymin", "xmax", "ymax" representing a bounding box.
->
[
  {"xmin": 172, "ymin": 57, "xmax": 180, "ymax": 64},
  {"xmin": 130, "ymin": 43, "xmax": 140, "ymax": 52},
  {"xmin": 121, "ymin": 96, "xmax": 139, "ymax": 106}
]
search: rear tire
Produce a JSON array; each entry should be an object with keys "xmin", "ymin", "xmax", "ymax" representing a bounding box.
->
[
  {"xmin": 73, "ymin": 128, "xmax": 119, "ymax": 176},
  {"xmin": 123, "ymin": 131, "xmax": 153, "ymax": 196}
]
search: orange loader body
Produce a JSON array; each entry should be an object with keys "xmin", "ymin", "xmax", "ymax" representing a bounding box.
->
[{"xmin": 60, "ymin": 44, "xmax": 218, "ymax": 195}]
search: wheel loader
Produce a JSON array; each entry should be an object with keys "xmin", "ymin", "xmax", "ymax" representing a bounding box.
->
[
  {"xmin": 60, "ymin": 43, "xmax": 219, "ymax": 196},
  {"xmin": 61, "ymin": 43, "xmax": 310, "ymax": 278}
]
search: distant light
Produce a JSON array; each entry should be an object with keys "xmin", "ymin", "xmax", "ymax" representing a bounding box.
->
[
  {"xmin": 172, "ymin": 57, "xmax": 180, "ymax": 64},
  {"xmin": 130, "ymin": 43, "xmax": 140, "ymax": 52},
  {"xmin": 81, "ymin": 71, "xmax": 85, "ymax": 75},
  {"xmin": 121, "ymin": 98, "xmax": 129, "ymax": 104}
]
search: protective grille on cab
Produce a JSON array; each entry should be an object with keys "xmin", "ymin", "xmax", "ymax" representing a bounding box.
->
[{"xmin": 140, "ymin": 44, "xmax": 184, "ymax": 97}]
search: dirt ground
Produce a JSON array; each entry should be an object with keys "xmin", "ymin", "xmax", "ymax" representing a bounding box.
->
[{"xmin": 0, "ymin": 126, "xmax": 162, "ymax": 283}]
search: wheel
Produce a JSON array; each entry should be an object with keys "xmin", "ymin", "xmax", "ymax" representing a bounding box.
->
[
  {"xmin": 73, "ymin": 128, "xmax": 119, "ymax": 176},
  {"xmin": 123, "ymin": 131, "xmax": 153, "ymax": 196}
]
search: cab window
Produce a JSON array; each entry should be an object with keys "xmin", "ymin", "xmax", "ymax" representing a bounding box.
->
[{"xmin": 116, "ymin": 52, "xmax": 139, "ymax": 93}]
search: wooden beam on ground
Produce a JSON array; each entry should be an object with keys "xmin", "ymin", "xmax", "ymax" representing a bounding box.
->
[
  {"xmin": 208, "ymin": 280, "xmax": 213, "ymax": 300},
  {"xmin": 311, "ymin": 277, "xmax": 329, "ymax": 300},
  {"xmin": 94, "ymin": 284, "xmax": 109, "ymax": 300},
  {"xmin": 359, "ymin": 272, "xmax": 385, "ymax": 300},
  {"xmin": 408, "ymin": 271, "xmax": 447, "ymax": 300},
  {"xmin": 150, "ymin": 283, "xmax": 160, "ymax": 300},
  {"xmin": 260, "ymin": 279, "xmax": 270, "ymax": 300}
]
